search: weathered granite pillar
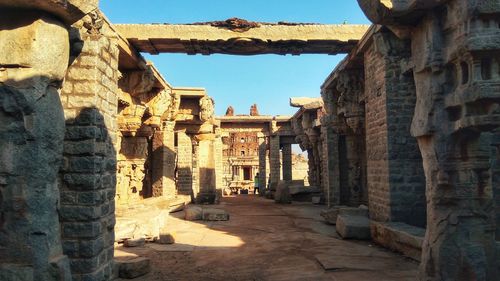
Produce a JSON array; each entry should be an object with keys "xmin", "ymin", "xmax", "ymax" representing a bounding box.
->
[
  {"xmin": 258, "ymin": 134, "xmax": 267, "ymax": 196},
  {"xmin": 320, "ymin": 118, "xmax": 340, "ymax": 207},
  {"xmin": 59, "ymin": 12, "xmax": 118, "ymax": 280},
  {"xmin": 358, "ymin": 0, "xmax": 500, "ymax": 279},
  {"xmin": 196, "ymin": 135, "xmax": 217, "ymax": 203},
  {"xmin": 214, "ymin": 128, "xmax": 224, "ymax": 192},
  {"xmin": 0, "ymin": 9, "xmax": 72, "ymax": 281},
  {"xmin": 151, "ymin": 121, "xmax": 176, "ymax": 199},
  {"xmin": 176, "ymin": 131, "xmax": 193, "ymax": 196},
  {"xmin": 269, "ymin": 135, "xmax": 281, "ymax": 191},
  {"xmin": 363, "ymin": 28, "xmax": 426, "ymax": 227},
  {"xmin": 282, "ymin": 143, "xmax": 293, "ymax": 182}
]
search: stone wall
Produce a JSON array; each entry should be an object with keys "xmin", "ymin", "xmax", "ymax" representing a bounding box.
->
[
  {"xmin": 59, "ymin": 16, "xmax": 119, "ymax": 280},
  {"xmin": 177, "ymin": 131, "xmax": 193, "ymax": 196},
  {"xmin": 364, "ymin": 29, "xmax": 425, "ymax": 227}
]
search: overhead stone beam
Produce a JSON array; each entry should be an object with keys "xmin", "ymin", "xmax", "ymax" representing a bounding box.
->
[
  {"xmin": 290, "ymin": 97, "xmax": 324, "ymax": 109},
  {"xmin": 115, "ymin": 20, "xmax": 370, "ymax": 55}
]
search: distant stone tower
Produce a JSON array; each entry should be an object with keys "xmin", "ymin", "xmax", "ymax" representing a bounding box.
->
[
  {"xmin": 225, "ymin": 106, "xmax": 234, "ymax": 116},
  {"xmin": 250, "ymin": 104, "xmax": 259, "ymax": 116}
]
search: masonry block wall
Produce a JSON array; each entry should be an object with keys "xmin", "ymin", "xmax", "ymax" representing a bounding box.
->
[
  {"xmin": 176, "ymin": 132, "xmax": 193, "ymax": 196},
  {"xmin": 269, "ymin": 135, "xmax": 281, "ymax": 190},
  {"xmin": 60, "ymin": 20, "xmax": 119, "ymax": 280},
  {"xmin": 151, "ymin": 122, "xmax": 176, "ymax": 199},
  {"xmin": 364, "ymin": 29, "xmax": 426, "ymax": 227}
]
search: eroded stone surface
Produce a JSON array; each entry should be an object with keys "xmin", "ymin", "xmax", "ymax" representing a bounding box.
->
[{"xmin": 0, "ymin": 9, "xmax": 71, "ymax": 281}]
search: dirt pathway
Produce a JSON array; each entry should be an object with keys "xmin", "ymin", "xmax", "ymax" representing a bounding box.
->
[{"xmin": 116, "ymin": 196, "xmax": 418, "ymax": 281}]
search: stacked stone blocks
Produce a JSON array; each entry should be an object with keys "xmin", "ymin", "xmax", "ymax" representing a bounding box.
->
[{"xmin": 60, "ymin": 22, "xmax": 119, "ymax": 280}]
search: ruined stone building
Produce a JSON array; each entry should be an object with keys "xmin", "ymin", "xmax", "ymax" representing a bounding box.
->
[{"xmin": 0, "ymin": 0, "xmax": 499, "ymax": 280}]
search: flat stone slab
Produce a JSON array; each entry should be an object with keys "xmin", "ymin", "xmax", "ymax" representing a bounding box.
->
[
  {"xmin": 336, "ymin": 215, "xmax": 371, "ymax": 240},
  {"xmin": 116, "ymin": 257, "xmax": 151, "ymax": 279}
]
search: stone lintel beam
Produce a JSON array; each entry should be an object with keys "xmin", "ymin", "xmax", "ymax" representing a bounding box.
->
[
  {"xmin": 0, "ymin": 0, "xmax": 99, "ymax": 24},
  {"xmin": 114, "ymin": 23, "xmax": 370, "ymax": 55},
  {"xmin": 290, "ymin": 97, "xmax": 323, "ymax": 108}
]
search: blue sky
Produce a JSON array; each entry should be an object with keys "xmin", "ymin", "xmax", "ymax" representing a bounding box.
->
[{"xmin": 100, "ymin": 1, "xmax": 370, "ymax": 116}]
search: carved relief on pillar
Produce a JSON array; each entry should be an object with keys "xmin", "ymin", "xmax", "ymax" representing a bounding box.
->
[
  {"xmin": 119, "ymin": 67, "xmax": 155, "ymax": 97},
  {"xmin": 164, "ymin": 93, "xmax": 181, "ymax": 121},
  {"xmin": 199, "ymin": 95, "xmax": 215, "ymax": 122},
  {"xmin": 117, "ymin": 91, "xmax": 147, "ymax": 136},
  {"xmin": 144, "ymin": 89, "xmax": 172, "ymax": 128},
  {"xmin": 335, "ymin": 71, "xmax": 365, "ymax": 134}
]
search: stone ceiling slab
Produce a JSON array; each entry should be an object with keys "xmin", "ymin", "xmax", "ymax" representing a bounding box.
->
[{"xmin": 115, "ymin": 20, "xmax": 370, "ymax": 55}]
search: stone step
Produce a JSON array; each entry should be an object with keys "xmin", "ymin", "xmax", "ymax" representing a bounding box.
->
[{"xmin": 370, "ymin": 221, "xmax": 425, "ymax": 261}]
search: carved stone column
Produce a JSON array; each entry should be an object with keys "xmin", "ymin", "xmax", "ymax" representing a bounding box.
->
[
  {"xmin": 269, "ymin": 135, "xmax": 281, "ymax": 191},
  {"xmin": 320, "ymin": 116, "xmax": 340, "ymax": 207},
  {"xmin": 282, "ymin": 143, "xmax": 293, "ymax": 182},
  {"xmin": 358, "ymin": 0, "xmax": 500, "ymax": 279}
]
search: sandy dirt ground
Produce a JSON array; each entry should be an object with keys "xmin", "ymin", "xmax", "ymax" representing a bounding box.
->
[{"xmin": 115, "ymin": 195, "xmax": 418, "ymax": 281}]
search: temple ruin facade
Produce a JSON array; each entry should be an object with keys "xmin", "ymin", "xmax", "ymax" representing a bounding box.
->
[{"xmin": 0, "ymin": 0, "xmax": 499, "ymax": 280}]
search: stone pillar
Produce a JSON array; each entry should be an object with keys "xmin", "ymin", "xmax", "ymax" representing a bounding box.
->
[
  {"xmin": 59, "ymin": 14, "xmax": 119, "ymax": 280},
  {"xmin": 282, "ymin": 143, "xmax": 293, "ymax": 182},
  {"xmin": 214, "ymin": 130, "xmax": 224, "ymax": 191},
  {"xmin": 176, "ymin": 131, "xmax": 193, "ymax": 196},
  {"xmin": 320, "ymin": 120, "xmax": 340, "ymax": 207},
  {"xmin": 0, "ymin": 10, "xmax": 72, "ymax": 280},
  {"xmin": 358, "ymin": 1, "xmax": 500, "ymax": 279},
  {"xmin": 196, "ymin": 136, "xmax": 217, "ymax": 203},
  {"xmin": 258, "ymin": 135, "xmax": 267, "ymax": 196},
  {"xmin": 151, "ymin": 121, "xmax": 176, "ymax": 199},
  {"xmin": 269, "ymin": 135, "xmax": 281, "ymax": 191},
  {"xmin": 363, "ymin": 29, "xmax": 426, "ymax": 227},
  {"xmin": 191, "ymin": 141, "xmax": 200, "ymax": 201}
]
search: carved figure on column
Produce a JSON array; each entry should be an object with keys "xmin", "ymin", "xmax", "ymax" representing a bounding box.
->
[
  {"xmin": 164, "ymin": 93, "xmax": 180, "ymax": 121},
  {"xmin": 199, "ymin": 95, "xmax": 215, "ymax": 122}
]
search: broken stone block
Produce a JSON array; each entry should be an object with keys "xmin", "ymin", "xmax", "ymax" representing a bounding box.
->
[
  {"xmin": 336, "ymin": 215, "xmax": 371, "ymax": 240},
  {"xmin": 116, "ymin": 257, "xmax": 151, "ymax": 279},
  {"xmin": 123, "ymin": 238, "xmax": 145, "ymax": 248},
  {"xmin": 158, "ymin": 232, "xmax": 176, "ymax": 244},
  {"xmin": 274, "ymin": 182, "xmax": 291, "ymax": 204},
  {"xmin": 184, "ymin": 206, "xmax": 203, "ymax": 221},
  {"xmin": 202, "ymin": 208, "xmax": 229, "ymax": 221}
]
